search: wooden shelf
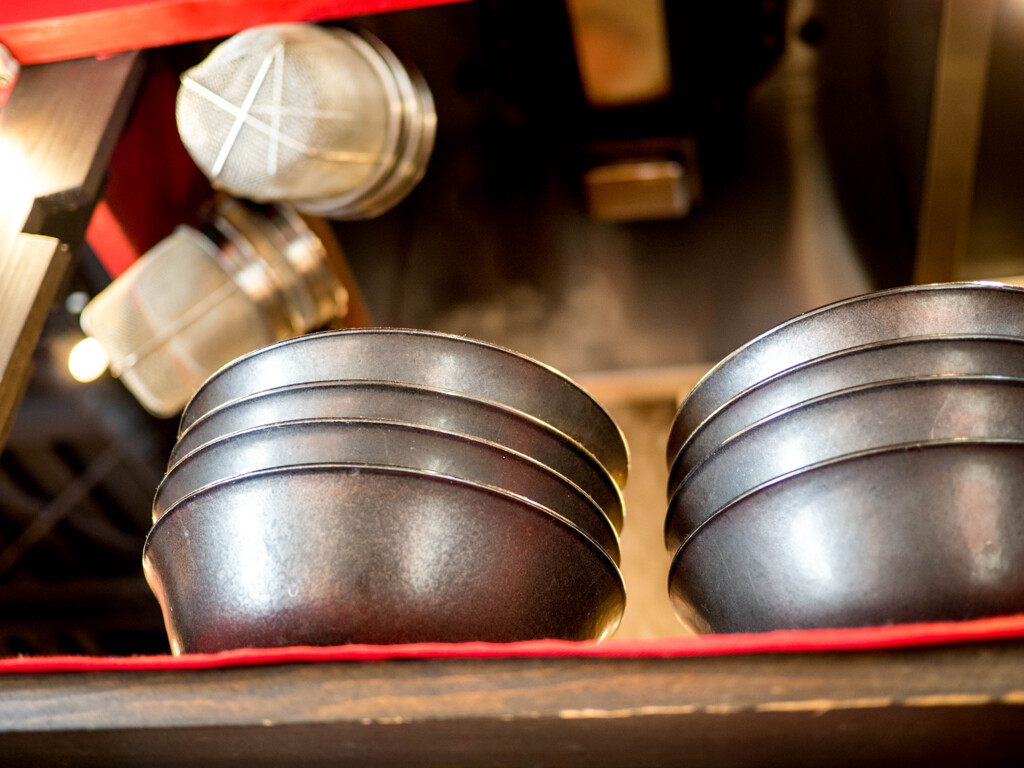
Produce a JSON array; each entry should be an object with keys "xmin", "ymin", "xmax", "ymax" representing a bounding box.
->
[{"xmin": 3, "ymin": 641, "xmax": 1024, "ymax": 766}]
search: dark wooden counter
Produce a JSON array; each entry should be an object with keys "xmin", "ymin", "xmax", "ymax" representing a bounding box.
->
[{"xmin": 2, "ymin": 641, "xmax": 1024, "ymax": 766}]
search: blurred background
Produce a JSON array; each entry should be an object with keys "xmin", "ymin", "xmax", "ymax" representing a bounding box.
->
[{"xmin": 1, "ymin": 0, "xmax": 1022, "ymax": 652}]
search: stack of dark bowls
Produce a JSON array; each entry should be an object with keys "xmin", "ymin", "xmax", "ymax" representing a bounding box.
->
[
  {"xmin": 144, "ymin": 329, "xmax": 628, "ymax": 654},
  {"xmin": 664, "ymin": 282, "xmax": 1024, "ymax": 633}
]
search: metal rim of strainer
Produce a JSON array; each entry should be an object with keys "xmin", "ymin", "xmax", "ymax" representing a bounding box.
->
[
  {"xmin": 334, "ymin": 26, "xmax": 436, "ymax": 218},
  {"xmin": 215, "ymin": 199, "xmax": 344, "ymax": 332},
  {"xmin": 209, "ymin": 199, "xmax": 345, "ymax": 341},
  {"xmin": 294, "ymin": 27, "xmax": 436, "ymax": 220},
  {"xmin": 293, "ymin": 25, "xmax": 408, "ymax": 212},
  {"xmin": 267, "ymin": 204, "xmax": 349, "ymax": 323},
  {"xmin": 350, "ymin": 55, "xmax": 436, "ymax": 218}
]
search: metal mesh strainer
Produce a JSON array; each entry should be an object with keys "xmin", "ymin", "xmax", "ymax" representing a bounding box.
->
[
  {"xmin": 81, "ymin": 202, "xmax": 347, "ymax": 417},
  {"xmin": 176, "ymin": 24, "xmax": 434, "ymax": 219}
]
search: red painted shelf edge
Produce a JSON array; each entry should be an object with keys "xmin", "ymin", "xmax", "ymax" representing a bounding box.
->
[{"xmin": 0, "ymin": 0, "xmax": 471, "ymax": 65}]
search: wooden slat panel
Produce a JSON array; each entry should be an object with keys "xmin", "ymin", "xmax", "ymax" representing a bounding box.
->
[
  {"xmin": 0, "ymin": 235, "xmax": 68, "ymax": 449},
  {"xmin": 0, "ymin": 51, "xmax": 143, "ymax": 449}
]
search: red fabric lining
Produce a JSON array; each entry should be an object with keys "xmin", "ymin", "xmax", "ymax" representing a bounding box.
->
[{"xmin": 4, "ymin": 613, "xmax": 1024, "ymax": 674}]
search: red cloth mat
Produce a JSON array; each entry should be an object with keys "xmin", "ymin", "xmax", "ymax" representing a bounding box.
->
[{"xmin": 4, "ymin": 613, "xmax": 1024, "ymax": 674}]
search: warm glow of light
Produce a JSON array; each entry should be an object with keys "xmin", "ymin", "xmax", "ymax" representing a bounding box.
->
[
  {"xmin": 0, "ymin": 136, "xmax": 36, "ymax": 196},
  {"xmin": 980, "ymin": 277, "xmax": 1024, "ymax": 287},
  {"xmin": 68, "ymin": 337, "xmax": 109, "ymax": 383}
]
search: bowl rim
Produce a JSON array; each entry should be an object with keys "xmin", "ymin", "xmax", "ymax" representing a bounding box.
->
[
  {"xmin": 668, "ymin": 332, "xmax": 1024, "ymax": 472},
  {"xmin": 145, "ymin": 462, "xmax": 627, "ymax": 602},
  {"xmin": 668, "ymin": 281, "xmax": 1024, "ymax": 461},
  {"xmin": 667, "ymin": 437, "xmax": 1024, "ymax": 580},
  {"xmin": 177, "ymin": 327, "xmax": 630, "ymax": 480},
  {"xmin": 155, "ymin": 416, "xmax": 622, "ymax": 563},
  {"xmin": 172, "ymin": 378, "xmax": 626, "ymax": 529},
  {"xmin": 665, "ymin": 372, "xmax": 1024, "ymax": 540}
]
